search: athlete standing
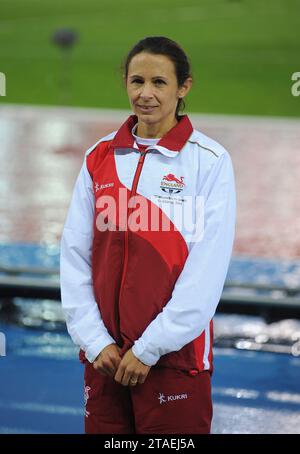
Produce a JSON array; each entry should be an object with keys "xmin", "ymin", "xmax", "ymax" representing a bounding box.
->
[{"xmin": 60, "ymin": 36, "xmax": 236, "ymax": 434}]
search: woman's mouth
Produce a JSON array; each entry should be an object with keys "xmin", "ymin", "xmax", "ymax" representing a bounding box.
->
[{"xmin": 137, "ymin": 105, "xmax": 157, "ymax": 113}]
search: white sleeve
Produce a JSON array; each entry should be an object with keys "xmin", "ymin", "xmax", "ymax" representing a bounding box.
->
[
  {"xmin": 132, "ymin": 151, "xmax": 236, "ymax": 366},
  {"xmin": 60, "ymin": 156, "xmax": 115, "ymax": 363}
]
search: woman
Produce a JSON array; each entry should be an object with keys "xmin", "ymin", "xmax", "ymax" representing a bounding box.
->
[{"xmin": 60, "ymin": 36, "xmax": 236, "ymax": 434}]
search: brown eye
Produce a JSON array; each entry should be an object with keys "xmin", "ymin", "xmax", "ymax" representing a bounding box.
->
[
  {"xmin": 155, "ymin": 79, "xmax": 165, "ymax": 85},
  {"xmin": 132, "ymin": 79, "xmax": 143, "ymax": 84}
]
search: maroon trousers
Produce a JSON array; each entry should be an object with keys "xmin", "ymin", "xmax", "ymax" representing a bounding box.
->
[{"xmin": 84, "ymin": 363, "xmax": 212, "ymax": 434}]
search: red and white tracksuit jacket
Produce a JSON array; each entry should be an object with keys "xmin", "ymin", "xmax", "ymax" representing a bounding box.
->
[{"xmin": 60, "ymin": 114, "xmax": 236, "ymax": 373}]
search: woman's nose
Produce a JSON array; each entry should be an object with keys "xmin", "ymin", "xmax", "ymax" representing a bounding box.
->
[{"xmin": 140, "ymin": 83, "xmax": 154, "ymax": 98}]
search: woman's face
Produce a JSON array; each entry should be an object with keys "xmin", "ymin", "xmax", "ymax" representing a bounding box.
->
[{"xmin": 126, "ymin": 52, "xmax": 191, "ymax": 132}]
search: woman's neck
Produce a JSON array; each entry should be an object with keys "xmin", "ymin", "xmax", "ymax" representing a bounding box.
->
[{"xmin": 136, "ymin": 116, "xmax": 178, "ymax": 139}]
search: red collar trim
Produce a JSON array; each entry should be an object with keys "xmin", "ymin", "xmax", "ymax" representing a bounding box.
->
[{"xmin": 111, "ymin": 114, "xmax": 193, "ymax": 153}]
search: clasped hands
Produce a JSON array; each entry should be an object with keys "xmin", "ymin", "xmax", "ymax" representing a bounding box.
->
[{"xmin": 93, "ymin": 343, "xmax": 151, "ymax": 387}]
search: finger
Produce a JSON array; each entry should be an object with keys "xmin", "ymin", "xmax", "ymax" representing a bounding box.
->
[
  {"xmin": 114, "ymin": 364, "xmax": 125, "ymax": 384},
  {"xmin": 136, "ymin": 373, "xmax": 144, "ymax": 385},
  {"xmin": 94, "ymin": 360, "xmax": 114, "ymax": 377},
  {"xmin": 103, "ymin": 366, "xmax": 115, "ymax": 377},
  {"xmin": 93, "ymin": 361, "xmax": 101, "ymax": 371},
  {"xmin": 101, "ymin": 359, "xmax": 116, "ymax": 376},
  {"xmin": 129, "ymin": 376, "xmax": 139, "ymax": 387},
  {"xmin": 139, "ymin": 370, "xmax": 150, "ymax": 384},
  {"xmin": 121, "ymin": 369, "xmax": 133, "ymax": 387},
  {"xmin": 93, "ymin": 363, "xmax": 110, "ymax": 377},
  {"xmin": 97, "ymin": 369, "xmax": 109, "ymax": 377},
  {"xmin": 110, "ymin": 355, "xmax": 121, "ymax": 371},
  {"xmin": 94, "ymin": 364, "xmax": 113, "ymax": 377}
]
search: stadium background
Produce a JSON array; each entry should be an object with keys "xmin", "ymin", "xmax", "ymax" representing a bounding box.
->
[{"xmin": 0, "ymin": 0, "xmax": 300, "ymax": 434}]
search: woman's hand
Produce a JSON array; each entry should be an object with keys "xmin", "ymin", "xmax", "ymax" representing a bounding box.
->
[
  {"xmin": 93, "ymin": 343, "xmax": 122, "ymax": 377},
  {"xmin": 114, "ymin": 348, "xmax": 151, "ymax": 387}
]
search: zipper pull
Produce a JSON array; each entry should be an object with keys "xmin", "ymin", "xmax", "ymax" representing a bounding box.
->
[{"xmin": 138, "ymin": 151, "xmax": 147, "ymax": 162}]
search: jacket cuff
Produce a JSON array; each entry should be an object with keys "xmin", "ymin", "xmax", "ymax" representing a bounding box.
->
[
  {"xmin": 132, "ymin": 339, "xmax": 159, "ymax": 366},
  {"xmin": 85, "ymin": 335, "xmax": 115, "ymax": 363}
]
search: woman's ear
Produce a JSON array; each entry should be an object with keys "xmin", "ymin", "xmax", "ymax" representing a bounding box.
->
[{"xmin": 178, "ymin": 77, "xmax": 193, "ymax": 99}]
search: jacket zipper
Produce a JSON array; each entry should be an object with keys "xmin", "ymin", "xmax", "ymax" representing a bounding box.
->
[{"xmin": 117, "ymin": 150, "xmax": 148, "ymax": 345}]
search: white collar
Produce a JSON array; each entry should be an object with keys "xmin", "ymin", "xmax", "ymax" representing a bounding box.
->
[
  {"xmin": 131, "ymin": 123, "xmax": 181, "ymax": 158},
  {"xmin": 131, "ymin": 123, "xmax": 160, "ymax": 146}
]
